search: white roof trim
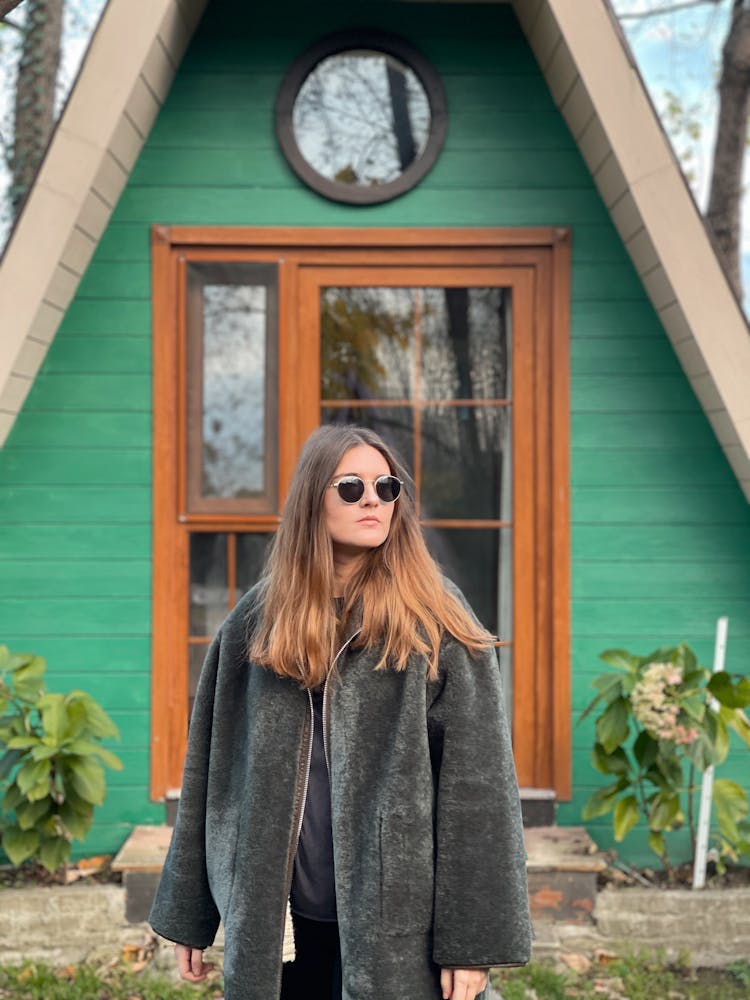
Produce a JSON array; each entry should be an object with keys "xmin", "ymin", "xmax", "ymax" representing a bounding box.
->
[{"xmin": 1, "ymin": 0, "xmax": 749, "ymax": 499}]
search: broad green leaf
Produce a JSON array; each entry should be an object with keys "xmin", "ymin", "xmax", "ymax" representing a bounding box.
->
[
  {"xmin": 598, "ymin": 649, "xmax": 639, "ymax": 672},
  {"xmin": 673, "ymin": 643, "xmax": 698, "ymax": 675},
  {"xmin": 708, "ymin": 672, "xmax": 750, "ymax": 709},
  {"xmin": 15, "ymin": 796, "xmax": 53, "ymax": 832},
  {"xmin": 66, "ymin": 692, "xmax": 119, "ymax": 741},
  {"xmin": 6, "ymin": 736, "xmax": 39, "ymax": 750},
  {"xmin": 11, "ymin": 658, "xmax": 47, "ymax": 702},
  {"xmin": 2, "ymin": 782, "xmax": 23, "ymax": 812},
  {"xmin": 30, "ymin": 744, "xmax": 58, "ymax": 761},
  {"xmin": 644, "ymin": 764, "xmax": 670, "ymax": 791},
  {"xmin": 16, "ymin": 758, "xmax": 50, "ymax": 795},
  {"xmin": 591, "ymin": 743, "xmax": 630, "ymax": 776},
  {"xmin": 596, "ymin": 697, "xmax": 630, "ymax": 755},
  {"xmin": 1, "ymin": 825, "xmax": 39, "ymax": 866},
  {"xmin": 59, "ymin": 800, "xmax": 93, "ymax": 840},
  {"xmin": 67, "ymin": 756, "xmax": 106, "ymax": 805},
  {"xmin": 0, "ymin": 747, "xmax": 22, "ymax": 781},
  {"xmin": 61, "ymin": 699, "xmax": 88, "ymax": 742},
  {"xmin": 713, "ymin": 778, "xmax": 748, "ymax": 824},
  {"xmin": 613, "ymin": 794, "xmax": 640, "ymax": 842},
  {"xmin": 633, "ymin": 731, "xmax": 658, "ymax": 770},
  {"xmin": 648, "ymin": 830, "xmax": 666, "ymax": 858},
  {"xmin": 681, "ymin": 696, "xmax": 705, "ymax": 722},
  {"xmin": 26, "ymin": 777, "xmax": 52, "ymax": 802},
  {"xmin": 649, "ymin": 791, "xmax": 681, "ymax": 831},
  {"xmin": 60, "ymin": 783, "xmax": 95, "ymax": 816},
  {"xmin": 581, "ymin": 778, "xmax": 629, "ymax": 820},
  {"xmin": 38, "ymin": 836, "xmax": 71, "ymax": 874},
  {"xmin": 655, "ymin": 749, "xmax": 683, "ymax": 786},
  {"xmin": 63, "ymin": 739, "xmax": 123, "ymax": 770},
  {"xmin": 639, "ymin": 647, "xmax": 676, "ymax": 668},
  {"xmin": 683, "ymin": 668, "xmax": 708, "ymax": 688},
  {"xmin": 725, "ymin": 708, "xmax": 750, "ymax": 749},
  {"xmin": 37, "ymin": 693, "xmax": 66, "ymax": 745}
]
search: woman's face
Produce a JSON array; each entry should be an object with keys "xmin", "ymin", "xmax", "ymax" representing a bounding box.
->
[{"xmin": 324, "ymin": 444, "xmax": 396, "ymax": 555}]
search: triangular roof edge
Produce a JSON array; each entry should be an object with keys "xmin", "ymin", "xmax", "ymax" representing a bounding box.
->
[
  {"xmin": 0, "ymin": 0, "xmax": 208, "ymax": 439},
  {"xmin": 513, "ymin": 0, "xmax": 750, "ymax": 497},
  {"xmin": 1, "ymin": 0, "xmax": 749, "ymax": 500}
]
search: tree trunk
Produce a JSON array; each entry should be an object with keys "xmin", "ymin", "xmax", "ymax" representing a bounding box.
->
[
  {"xmin": 706, "ymin": 0, "xmax": 750, "ymax": 300},
  {"xmin": 10, "ymin": 0, "xmax": 64, "ymax": 215}
]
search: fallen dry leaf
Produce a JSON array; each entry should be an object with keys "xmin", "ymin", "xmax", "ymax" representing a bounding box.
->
[
  {"xmin": 594, "ymin": 948, "xmax": 620, "ymax": 966},
  {"xmin": 560, "ymin": 952, "xmax": 592, "ymax": 973}
]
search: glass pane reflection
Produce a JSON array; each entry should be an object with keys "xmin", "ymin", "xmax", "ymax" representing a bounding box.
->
[
  {"xmin": 421, "ymin": 527, "xmax": 511, "ymax": 638},
  {"xmin": 202, "ymin": 283, "xmax": 267, "ymax": 498},
  {"xmin": 321, "ymin": 288, "xmax": 414, "ymax": 400},
  {"xmin": 236, "ymin": 533, "xmax": 272, "ymax": 602},
  {"xmin": 189, "ymin": 534, "xmax": 228, "ymax": 637},
  {"xmin": 422, "ymin": 287, "xmax": 510, "ymax": 401},
  {"xmin": 293, "ymin": 51, "xmax": 430, "ymax": 187},
  {"xmin": 321, "ymin": 406, "xmax": 415, "ymax": 477},
  {"xmin": 421, "ymin": 406, "xmax": 510, "ymax": 520}
]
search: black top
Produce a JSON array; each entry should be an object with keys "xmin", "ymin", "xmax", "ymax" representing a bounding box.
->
[{"xmin": 290, "ymin": 686, "xmax": 337, "ymax": 921}]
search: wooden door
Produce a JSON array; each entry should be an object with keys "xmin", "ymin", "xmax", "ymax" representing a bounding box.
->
[{"xmin": 150, "ymin": 228, "xmax": 570, "ymax": 799}]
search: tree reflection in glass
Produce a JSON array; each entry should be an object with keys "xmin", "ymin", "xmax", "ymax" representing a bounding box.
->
[
  {"xmin": 292, "ymin": 51, "xmax": 431, "ymax": 187},
  {"xmin": 202, "ymin": 284, "xmax": 266, "ymax": 498}
]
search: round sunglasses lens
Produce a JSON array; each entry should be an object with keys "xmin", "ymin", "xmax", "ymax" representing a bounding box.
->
[
  {"xmin": 375, "ymin": 476, "xmax": 401, "ymax": 502},
  {"xmin": 337, "ymin": 478, "xmax": 365, "ymax": 503}
]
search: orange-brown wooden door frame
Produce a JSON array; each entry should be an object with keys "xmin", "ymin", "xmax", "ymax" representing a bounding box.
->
[{"xmin": 150, "ymin": 226, "xmax": 571, "ymax": 800}]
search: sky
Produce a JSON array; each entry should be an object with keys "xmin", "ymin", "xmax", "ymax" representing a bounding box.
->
[
  {"xmin": 0, "ymin": 0, "xmax": 746, "ymax": 291},
  {"xmin": 611, "ymin": 0, "xmax": 750, "ymax": 295}
]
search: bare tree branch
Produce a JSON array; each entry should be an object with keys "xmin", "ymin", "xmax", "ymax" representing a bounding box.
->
[
  {"xmin": 0, "ymin": 0, "xmax": 25, "ymax": 20},
  {"xmin": 618, "ymin": 0, "xmax": 722, "ymax": 20}
]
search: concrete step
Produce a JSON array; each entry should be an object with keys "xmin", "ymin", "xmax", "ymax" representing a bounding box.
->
[
  {"xmin": 524, "ymin": 825, "xmax": 607, "ymax": 925},
  {"xmin": 112, "ymin": 825, "xmax": 172, "ymax": 922},
  {"xmin": 114, "ymin": 822, "xmax": 608, "ymax": 929}
]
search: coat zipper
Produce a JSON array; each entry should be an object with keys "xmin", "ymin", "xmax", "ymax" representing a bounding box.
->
[
  {"xmin": 279, "ymin": 626, "xmax": 361, "ymax": 967},
  {"xmin": 322, "ymin": 627, "xmax": 361, "ymax": 775},
  {"xmin": 279, "ymin": 697, "xmax": 313, "ymax": 974}
]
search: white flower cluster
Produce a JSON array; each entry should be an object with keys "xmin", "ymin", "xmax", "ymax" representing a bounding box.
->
[{"xmin": 630, "ymin": 661, "xmax": 699, "ymax": 745}]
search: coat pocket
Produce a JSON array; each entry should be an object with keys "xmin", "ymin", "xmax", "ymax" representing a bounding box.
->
[{"xmin": 379, "ymin": 807, "xmax": 434, "ymax": 935}]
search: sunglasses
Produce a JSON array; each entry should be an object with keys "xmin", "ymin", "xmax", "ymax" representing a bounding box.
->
[{"xmin": 329, "ymin": 475, "xmax": 403, "ymax": 504}]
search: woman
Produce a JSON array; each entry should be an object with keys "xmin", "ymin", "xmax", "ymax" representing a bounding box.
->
[{"xmin": 149, "ymin": 424, "xmax": 531, "ymax": 1000}]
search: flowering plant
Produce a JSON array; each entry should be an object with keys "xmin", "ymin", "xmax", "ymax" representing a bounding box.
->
[{"xmin": 580, "ymin": 643, "xmax": 750, "ymax": 873}]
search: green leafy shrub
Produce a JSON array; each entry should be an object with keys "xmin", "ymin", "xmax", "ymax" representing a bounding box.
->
[
  {"xmin": 579, "ymin": 643, "xmax": 750, "ymax": 872},
  {"xmin": 0, "ymin": 645, "xmax": 123, "ymax": 872}
]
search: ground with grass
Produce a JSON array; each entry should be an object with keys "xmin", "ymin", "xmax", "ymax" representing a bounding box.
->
[
  {"xmin": 0, "ymin": 961, "xmax": 223, "ymax": 999},
  {"xmin": 494, "ymin": 951, "xmax": 750, "ymax": 1000},
  {"xmin": 1, "ymin": 952, "xmax": 749, "ymax": 999}
]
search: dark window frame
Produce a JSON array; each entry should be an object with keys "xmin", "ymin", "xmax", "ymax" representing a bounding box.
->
[{"xmin": 275, "ymin": 29, "xmax": 448, "ymax": 205}]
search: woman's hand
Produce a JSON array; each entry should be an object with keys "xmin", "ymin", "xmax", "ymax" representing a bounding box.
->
[
  {"xmin": 175, "ymin": 943, "xmax": 215, "ymax": 982},
  {"xmin": 440, "ymin": 967, "xmax": 489, "ymax": 1000}
]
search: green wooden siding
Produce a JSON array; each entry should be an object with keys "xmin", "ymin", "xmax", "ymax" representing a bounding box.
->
[{"xmin": 1, "ymin": 0, "xmax": 748, "ymax": 863}]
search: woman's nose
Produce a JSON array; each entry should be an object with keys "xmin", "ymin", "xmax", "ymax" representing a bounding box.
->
[{"xmin": 360, "ymin": 482, "xmax": 380, "ymax": 504}]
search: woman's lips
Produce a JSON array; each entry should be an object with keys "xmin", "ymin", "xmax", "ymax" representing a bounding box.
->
[{"xmin": 357, "ymin": 517, "xmax": 380, "ymax": 525}]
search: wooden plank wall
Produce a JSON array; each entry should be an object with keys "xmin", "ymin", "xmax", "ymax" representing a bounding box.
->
[{"xmin": 0, "ymin": 0, "xmax": 748, "ymax": 863}]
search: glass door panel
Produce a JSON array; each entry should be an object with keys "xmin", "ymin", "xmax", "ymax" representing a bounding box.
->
[{"xmin": 318, "ymin": 282, "xmax": 513, "ymax": 719}]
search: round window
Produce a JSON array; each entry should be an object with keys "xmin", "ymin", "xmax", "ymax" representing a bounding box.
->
[{"xmin": 275, "ymin": 31, "xmax": 447, "ymax": 205}]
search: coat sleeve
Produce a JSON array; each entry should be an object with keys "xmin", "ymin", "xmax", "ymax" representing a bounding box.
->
[
  {"xmin": 427, "ymin": 637, "xmax": 531, "ymax": 969},
  {"xmin": 148, "ymin": 630, "xmax": 223, "ymax": 950}
]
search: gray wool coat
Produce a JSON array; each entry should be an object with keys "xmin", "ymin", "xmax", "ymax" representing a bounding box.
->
[{"xmin": 148, "ymin": 583, "xmax": 531, "ymax": 999}]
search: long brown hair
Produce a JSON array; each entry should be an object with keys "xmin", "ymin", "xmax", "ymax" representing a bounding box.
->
[{"xmin": 248, "ymin": 424, "xmax": 492, "ymax": 685}]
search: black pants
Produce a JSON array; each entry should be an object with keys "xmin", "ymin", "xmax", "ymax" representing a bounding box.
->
[{"xmin": 280, "ymin": 912, "xmax": 342, "ymax": 1000}]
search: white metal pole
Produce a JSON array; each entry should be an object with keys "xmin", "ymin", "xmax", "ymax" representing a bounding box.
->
[{"xmin": 692, "ymin": 616, "xmax": 728, "ymax": 890}]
